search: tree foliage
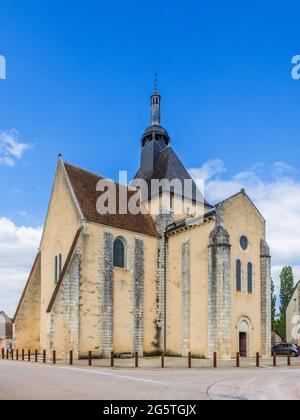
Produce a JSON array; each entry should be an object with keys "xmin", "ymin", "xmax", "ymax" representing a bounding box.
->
[
  {"xmin": 271, "ymin": 279, "xmax": 277, "ymax": 332},
  {"xmin": 277, "ymin": 267, "xmax": 294, "ymax": 340}
]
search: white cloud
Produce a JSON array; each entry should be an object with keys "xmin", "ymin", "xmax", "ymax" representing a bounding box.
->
[
  {"xmin": 190, "ymin": 159, "xmax": 226, "ymax": 181},
  {"xmin": 0, "ymin": 218, "xmax": 42, "ymax": 317},
  {"xmin": 0, "ymin": 129, "xmax": 30, "ymax": 166},
  {"xmin": 190, "ymin": 160, "xmax": 300, "ymax": 295}
]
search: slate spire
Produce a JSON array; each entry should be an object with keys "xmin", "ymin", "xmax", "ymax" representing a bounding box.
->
[
  {"xmin": 134, "ymin": 87, "xmax": 212, "ymax": 208},
  {"xmin": 151, "ymin": 70, "xmax": 161, "ymax": 126}
]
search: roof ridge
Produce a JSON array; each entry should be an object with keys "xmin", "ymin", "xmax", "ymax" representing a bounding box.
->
[
  {"xmin": 64, "ymin": 162, "xmax": 105, "ymax": 180},
  {"xmin": 64, "ymin": 161, "xmax": 135, "ymax": 191}
]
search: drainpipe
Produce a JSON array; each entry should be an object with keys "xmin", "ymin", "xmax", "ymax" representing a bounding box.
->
[{"xmin": 164, "ymin": 233, "xmax": 167, "ymax": 353}]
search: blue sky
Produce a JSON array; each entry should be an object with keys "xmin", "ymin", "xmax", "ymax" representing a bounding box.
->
[{"xmin": 1, "ymin": 0, "xmax": 300, "ymax": 314}]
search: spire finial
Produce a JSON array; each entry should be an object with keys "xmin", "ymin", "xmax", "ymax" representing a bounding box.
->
[
  {"xmin": 151, "ymin": 73, "xmax": 161, "ymax": 126},
  {"xmin": 154, "ymin": 68, "xmax": 158, "ymax": 93}
]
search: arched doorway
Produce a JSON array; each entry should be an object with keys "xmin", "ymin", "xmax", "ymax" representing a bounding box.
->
[{"xmin": 236, "ymin": 316, "xmax": 253, "ymax": 358}]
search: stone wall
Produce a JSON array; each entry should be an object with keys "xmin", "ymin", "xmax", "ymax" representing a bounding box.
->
[
  {"xmin": 208, "ymin": 223, "xmax": 232, "ymax": 359},
  {"xmin": 14, "ymin": 254, "xmax": 41, "ymax": 351},
  {"xmin": 133, "ymin": 237, "xmax": 145, "ymax": 356},
  {"xmin": 260, "ymin": 239, "xmax": 272, "ymax": 357},
  {"xmin": 48, "ymin": 247, "xmax": 81, "ymax": 359},
  {"xmin": 99, "ymin": 229, "xmax": 114, "ymax": 358},
  {"xmin": 155, "ymin": 210, "xmax": 174, "ymax": 352},
  {"xmin": 181, "ymin": 238, "xmax": 191, "ymax": 356}
]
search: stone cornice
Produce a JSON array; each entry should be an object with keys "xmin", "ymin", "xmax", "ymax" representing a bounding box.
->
[{"xmin": 166, "ymin": 214, "xmax": 215, "ymax": 238}]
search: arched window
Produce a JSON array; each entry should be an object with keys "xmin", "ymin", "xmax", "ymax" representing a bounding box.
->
[
  {"xmin": 54, "ymin": 253, "xmax": 62, "ymax": 283},
  {"xmin": 247, "ymin": 263, "xmax": 253, "ymax": 294},
  {"xmin": 236, "ymin": 260, "xmax": 242, "ymax": 292},
  {"xmin": 113, "ymin": 238, "xmax": 125, "ymax": 268}
]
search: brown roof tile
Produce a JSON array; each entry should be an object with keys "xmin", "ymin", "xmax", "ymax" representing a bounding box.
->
[{"xmin": 64, "ymin": 162, "xmax": 158, "ymax": 237}]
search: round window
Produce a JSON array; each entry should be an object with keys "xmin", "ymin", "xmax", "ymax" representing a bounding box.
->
[{"xmin": 240, "ymin": 236, "xmax": 249, "ymax": 251}]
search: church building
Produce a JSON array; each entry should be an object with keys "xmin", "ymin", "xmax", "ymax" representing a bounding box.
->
[{"xmin": 13, "ymin": 88, "xmax": 272, "ymax": 360}]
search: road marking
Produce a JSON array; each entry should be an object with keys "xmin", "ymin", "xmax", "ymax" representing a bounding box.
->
[{"xmin": 57, "ymin": 366, "xmax": 171, "ymax": 386}]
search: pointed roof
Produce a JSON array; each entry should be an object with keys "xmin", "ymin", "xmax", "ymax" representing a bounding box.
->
[
  {"xmin": 135, "ymin": 145, "xmax": 212, "ymax": 206},
  {"xmin": 64, "ymin": 162, "xmax": 158, "ymax": 237},
  {"xmin": 0, "ymin": 311, "xmax": 12, "ymax": 323}
]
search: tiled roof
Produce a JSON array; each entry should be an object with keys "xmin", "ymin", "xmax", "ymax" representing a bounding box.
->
[{"xmin": 64, "ymin": 162, "xmax": 159, "ymax": 237}]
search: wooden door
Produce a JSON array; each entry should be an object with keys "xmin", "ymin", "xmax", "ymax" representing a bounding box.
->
[{"xmin": 239, "ymin": 332, "xmax": 247, "ymax": 357}]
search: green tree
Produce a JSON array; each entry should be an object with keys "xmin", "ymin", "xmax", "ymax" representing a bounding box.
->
[
  {"xmin": 278, "ymin": 267, "xmax": 294, "ymax": 340},
  {"xmin": 271, "ymin": 279, "xmax": 277, "ymax": 331}
]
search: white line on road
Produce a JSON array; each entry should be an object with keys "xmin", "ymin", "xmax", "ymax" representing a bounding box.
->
[{"xmin": 57, "ymin": 366, "xmax": 171, "ymax": 386}]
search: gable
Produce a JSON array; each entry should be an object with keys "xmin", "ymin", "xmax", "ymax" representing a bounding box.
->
[
  {"xmin": 219, "ymin": 191, "xmax": 266, "ymax": 242},
  {"xmin": 0, "ymin": 312, "xmax": 11, "ymax": 323},
  {"xmin": 218, "ymin": 190, "xmax": 265, "ymax": 223},
  {"xmin": 40, "ymin": 158, "xmax": 83, "ymax": 249},
  {"xmin": 0, "ymin": 313, "xmax": 7, "ymax": 324}
]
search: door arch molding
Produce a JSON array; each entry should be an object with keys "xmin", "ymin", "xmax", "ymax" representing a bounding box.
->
[{"xmin": 236, "ymin": 316, "xmax": 253, "ymax": 357}]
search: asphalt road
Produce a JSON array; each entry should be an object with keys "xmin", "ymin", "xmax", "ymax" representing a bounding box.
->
[{"xmin": 0, "ymin": 360, "xmax": 300, "ymax": 400}]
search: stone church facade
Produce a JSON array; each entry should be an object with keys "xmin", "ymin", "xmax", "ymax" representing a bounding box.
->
[{"xmin": 13, "ymin": 89, "xmax": 272, "ymax": 359}]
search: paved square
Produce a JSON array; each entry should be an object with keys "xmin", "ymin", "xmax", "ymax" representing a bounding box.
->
[{"xmin": 0, "ymin": 359, "xmax": 300, "ymax": 400}]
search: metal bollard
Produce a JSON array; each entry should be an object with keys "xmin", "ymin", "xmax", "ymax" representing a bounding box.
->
[
  {"xmin": 11, "ymin": 349, "xmax": 14, "ymax": 360},
  {"xmin": 288, "ymin": 352, "xmax": 291, "ymax": 366},
  {"xmin": 111, "ymin": 352, "xmax": 114, "ymax": 368},
  {"xmin": 135, "ymin": 352, "xmax": 139, "ymax": 368},
  {"xmin": 161, "ymin": 353, "xmax": 165, "ymax": 369},
  {"xmin": 89, "ymin": 351, "xmax": 92, "ymax": 366},
  {"xmin": 69, "ymin": 351, "xmax": 73, "ymax": 366},
  {"xmin": 43, "ymin": 350, "xmax": 46, "ymax": 364},
  {"xmin": 28, "ymin": 350, "xmax": 31, "ymax": 362},
  {"xmin": 1, "ymin": 348, "xmax": 4, "ymax": 359},
  {"xmin": 53, "ymin": 350, "xmax": 56, "ymax": 365},
  {"xmin": 256, "ymin": 353, "xmax": 260, "ymax": 367},
  {"xmin": 188, "ymin": 352, "xmax": 192, "ymax": 369},
  {"xmin": 273, "ymin": 353, "xmax": 277, "ymax": 367},
  {"xmin": 22, "ymin": 349, "xmax": 25, "ymax": 361},
  {"xmin": 16, "ymin": 349, "xmax": 19, "ymax": 361},
  {"xmin": 213, "ymin": 352, "xmax": 217, "ymax": 368},
  {"xmin": 236, "ymin": 352, "xmax": 240, "ymax": 368},
  {"xmin": 35, "ymin": 350, "xmax": 38, "ymax": 363}
]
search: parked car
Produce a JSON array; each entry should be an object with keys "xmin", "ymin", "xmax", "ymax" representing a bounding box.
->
[{"xmin": 272, "ymin": 343, "xmax": 299, "ymax": 357}]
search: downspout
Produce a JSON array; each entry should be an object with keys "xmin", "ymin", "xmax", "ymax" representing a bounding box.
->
[{"xmin": 164, "ymin": 232, "xmax": 167, "ymax": 353}]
